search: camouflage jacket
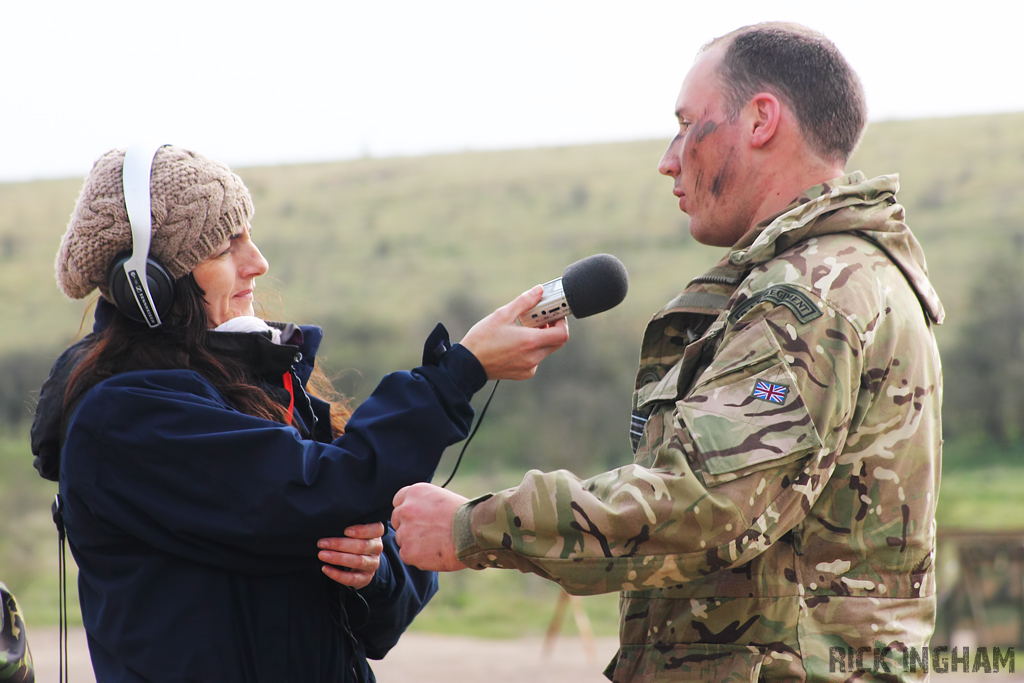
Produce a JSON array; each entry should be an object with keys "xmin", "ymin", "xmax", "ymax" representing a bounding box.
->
[
  {"xmin": 453, "ymin": 173, "xmax": 945, "ymax": 682},
  {"xmin": 1, "ymin": 582, "xmax": 33, "ymax": 683}
]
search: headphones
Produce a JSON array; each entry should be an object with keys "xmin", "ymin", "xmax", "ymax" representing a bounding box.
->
[{"xmin": 107, "ymin": 142, "xmax": 175, "ymax": 328}]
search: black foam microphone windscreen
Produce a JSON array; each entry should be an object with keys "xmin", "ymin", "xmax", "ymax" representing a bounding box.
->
[{"xmin": 518, "ymin": 254, "xmax": 629, "ymax": 327}]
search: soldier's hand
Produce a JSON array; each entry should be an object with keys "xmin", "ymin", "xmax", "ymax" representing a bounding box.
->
[{"xmin": 391, "ymin": 483, "xmax": 469, "ymax": 572}]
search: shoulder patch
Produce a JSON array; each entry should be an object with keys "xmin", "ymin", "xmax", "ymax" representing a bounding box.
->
[{"xmin": 728, "ymin": 284, "xmax": 823, "ymax": 324}]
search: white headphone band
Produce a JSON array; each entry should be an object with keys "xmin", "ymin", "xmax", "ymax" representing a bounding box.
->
[{"xmin": 121, "ymin": 142, "xmax": 169, "ymax": 328}]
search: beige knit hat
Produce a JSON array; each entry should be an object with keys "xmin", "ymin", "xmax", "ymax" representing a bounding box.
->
[{"xmin": 56, "ymin": 146, "xmax": 255, "ymax": 300}]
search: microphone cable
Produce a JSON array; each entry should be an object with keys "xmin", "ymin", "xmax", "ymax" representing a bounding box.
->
[
  {"xmin": 51, "ymin": 494, "xmax": 68, "ymax": 683},
  {"xmin": 439, "ymin": 380, "xmax": 500, "ymax": 489}
]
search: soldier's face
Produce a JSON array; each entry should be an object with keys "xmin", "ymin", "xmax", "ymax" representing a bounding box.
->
[{"xmin": 658, "ymin": 46, "xmax": 756, "ymax": 248}]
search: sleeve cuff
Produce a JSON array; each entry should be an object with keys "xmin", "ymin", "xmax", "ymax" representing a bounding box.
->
[
  {"xmin": 453, "ymin": 494, "xmax": 493, "ymax": 566},
  {"xmin": 420, "ymin": 321, "xmax": 488, "ymax": 397},
  {"xmin": 439, "ymin": 344, "xmax": 488, "ymax": 396}
]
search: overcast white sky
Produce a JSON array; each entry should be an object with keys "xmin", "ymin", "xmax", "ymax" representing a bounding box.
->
[{"xmin": 2, "ymin": 0, "xmax": 1020, "ymax": 183}]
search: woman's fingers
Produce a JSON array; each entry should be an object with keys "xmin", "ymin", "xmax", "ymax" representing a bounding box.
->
[
  {"xmin": 317, "ymin": 549, "xmax": 379, "ymax": 572},
  {"xmin": 321, "ymin": 563, "xmax": 377, "ymax": 588},
  {"xmin": 341, "ymin": 522, "xmax": 385, "ymax": 540},
  {"xmin": 317, "ymin": 523, "xmax": 386, "ymax": 589}
]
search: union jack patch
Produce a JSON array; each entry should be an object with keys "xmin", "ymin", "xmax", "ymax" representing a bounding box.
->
[{"xmin": 752, "ymin": 380, "xmax": 789, "ymax": 404}]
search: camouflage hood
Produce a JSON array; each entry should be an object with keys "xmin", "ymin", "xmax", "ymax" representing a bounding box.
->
[{"xmin": 730, "ymin": 172, "xmax": 944, "ymax": 324}]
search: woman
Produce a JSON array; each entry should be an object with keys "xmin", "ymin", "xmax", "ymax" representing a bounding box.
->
[{"xmin": 30, "ymin": 146, "xmax": 567, "ymax": 682}]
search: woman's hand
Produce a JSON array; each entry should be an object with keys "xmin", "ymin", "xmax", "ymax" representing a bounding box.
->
[
  {"xmin": 460, "ymin": 286, "xmax": 570, "ymax": 380},
  {"xmin": 318, "ymin": 522, "xmax": 385, "ymax": 589}
]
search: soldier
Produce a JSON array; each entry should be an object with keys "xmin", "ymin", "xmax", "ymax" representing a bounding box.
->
[{"xmin": 389, "ymin": 21, "xmax": 944, "ymax": 682}]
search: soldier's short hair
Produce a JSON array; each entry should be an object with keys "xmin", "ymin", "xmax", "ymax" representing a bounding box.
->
[{"xmin": 705, "ymin": 22, "xmax": 867, "ymax": 164}]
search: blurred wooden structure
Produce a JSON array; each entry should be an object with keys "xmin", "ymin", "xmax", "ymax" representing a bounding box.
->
[
  {"xmin": 542, "ymin": 590, "xmax": 598, "ymax": 664},
  {"xmin": 934, "ymin": 528, "xmax": 1024, "ymax": 648}
]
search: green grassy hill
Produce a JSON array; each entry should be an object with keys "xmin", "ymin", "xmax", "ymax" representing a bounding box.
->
[
  {"xmin": 3, "ymin": 113, "xmax": 1024, "ymax": 365},
  {"xmin": 4, "ymin": 111, "xmax": 1024, "ymax": 477},
  {"xmin": 4, "ymin": 109, "xmax": 1024, "ymax": 495},
  {"xmin": 3, "ymin": 112, "xmax": 1024, "ymax": 634}
]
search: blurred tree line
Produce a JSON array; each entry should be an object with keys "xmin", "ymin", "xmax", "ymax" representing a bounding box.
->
[{"xmin": 940, "ymin": 240, "xmax": 1024, "ymax": 462}]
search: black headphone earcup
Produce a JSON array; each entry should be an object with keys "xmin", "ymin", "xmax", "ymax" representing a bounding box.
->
[{"xmin": 107, "ymin": 255, "xmax": 176, "ymax": 324}]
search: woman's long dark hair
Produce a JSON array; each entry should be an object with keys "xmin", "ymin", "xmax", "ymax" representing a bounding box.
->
[{"xmin": 66, "ymin": 275, "xmax": 351, "ymax": 436}]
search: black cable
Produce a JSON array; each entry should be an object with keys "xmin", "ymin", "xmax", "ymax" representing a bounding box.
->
[
  {"xmin": 52, "ymin": 494, "xmax": 68, "ymax": 683},
  {"xmin": 440, "ymin": 380, "xmax": 500, "ymax": 489},
  {"xmin": 59, "ymin": 540, "xmax": 67, "ymax": 683}
]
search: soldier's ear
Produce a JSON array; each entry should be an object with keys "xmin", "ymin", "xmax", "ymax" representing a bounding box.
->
[{"xmin": 748, "ymin": 93, "xmax": 781, "ymax": 149}]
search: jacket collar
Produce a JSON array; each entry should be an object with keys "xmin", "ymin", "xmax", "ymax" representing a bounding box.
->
[
  {"xmin": 91, "ymin": 298, "xmax": 325, "ymax": 382},
  {"xmin": 205, "ymin": 322, "xmax": 323, "ymax": 385}
]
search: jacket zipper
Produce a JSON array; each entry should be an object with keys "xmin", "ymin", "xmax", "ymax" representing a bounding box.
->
[{"xmin": 687, "ymin": 274, "xmax": 742, "ymax": 286}]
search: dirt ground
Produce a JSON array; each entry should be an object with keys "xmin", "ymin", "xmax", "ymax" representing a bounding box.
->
[
  {"xmin": 29, "ymin": 626, "xmax": 1024, "ymax": 682},
  {"xmin": 29, "ymin": 626, "xmax": 620, "ymax": 682}
]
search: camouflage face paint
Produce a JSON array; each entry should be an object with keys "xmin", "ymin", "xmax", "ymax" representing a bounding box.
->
[{"xmin": 694, "ymin": 118, "xmax": 718, "ymax": 143}]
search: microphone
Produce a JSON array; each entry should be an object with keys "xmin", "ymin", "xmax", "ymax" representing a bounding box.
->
[{"xmin": 518, "ymin": 254, "xmax": 629, "ymax": 328}]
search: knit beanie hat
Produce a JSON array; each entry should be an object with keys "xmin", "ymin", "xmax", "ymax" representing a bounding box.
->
[{"xmin": 56, "ymin": 146, "xmax": 255, "ymax": 300}]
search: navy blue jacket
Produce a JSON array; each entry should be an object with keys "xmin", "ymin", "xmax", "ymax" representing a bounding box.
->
[{"xmin": 34, "ymin": 301, "xmax": 486, "ymax": 682}]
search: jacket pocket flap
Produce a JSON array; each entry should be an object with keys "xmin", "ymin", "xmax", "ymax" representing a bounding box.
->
[
  {"xmin": 636, "ymin": 320, "xmax": 728, "ymax": 411},
  {"xmin": 677, "ymin": 320, "xmax": 824, "ymax": 484},
  {"xmin": 696, "ymin": 317, "xmax": 780, "ymax": 380},
  {"xmin": 635, "ymin": 359, "xmax": 684, "ymax": 410}
]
